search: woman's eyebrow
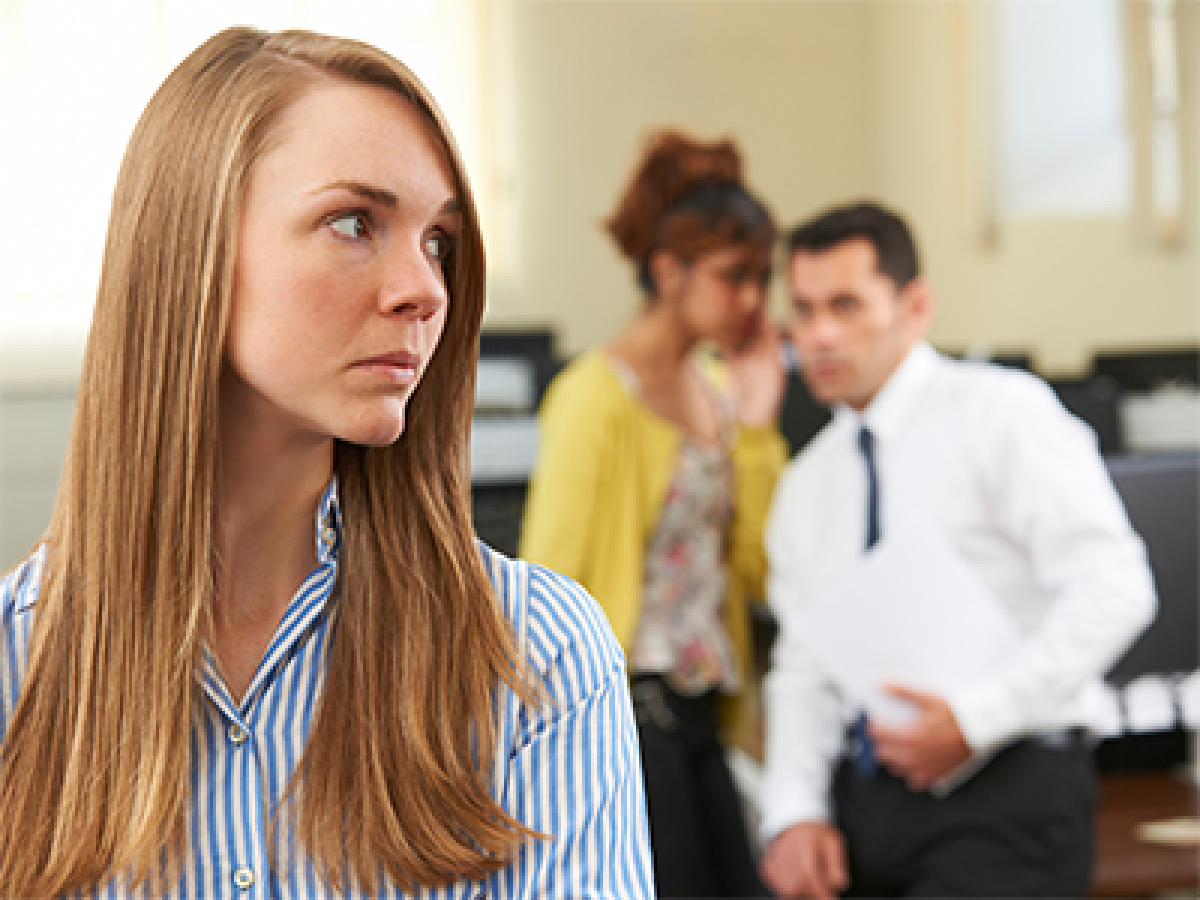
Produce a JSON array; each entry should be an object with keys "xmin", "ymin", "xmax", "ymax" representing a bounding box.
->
[
  {"xmin": 311, "ymin": 181, "xmax": 462, "ymax": 217},
  {"xmin": 312, "ymin": 180, "xmax": 398, "ymax": 207}
]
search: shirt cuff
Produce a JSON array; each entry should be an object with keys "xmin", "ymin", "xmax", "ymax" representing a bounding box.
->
[
  {"xmin": 758, "ymin": 785, "xmax": 831, "ymax": 847},
  {"xmin": 948, "ymin": 680, "xmax": 1026, "ymax": 756}
]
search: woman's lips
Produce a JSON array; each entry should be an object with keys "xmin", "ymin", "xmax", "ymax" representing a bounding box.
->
[{"xmin": 354, "ymin": 350, "xmax": 420, "ymax": 385}]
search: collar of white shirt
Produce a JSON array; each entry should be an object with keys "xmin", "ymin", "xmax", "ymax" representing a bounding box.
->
[{"xmin": 833, "ymin": 340, "xmax": 941, "ymax": 447}]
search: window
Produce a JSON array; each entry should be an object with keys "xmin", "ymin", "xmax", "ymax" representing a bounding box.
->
[
  {"xmin": 996, "ymin": 0, "xmax": 1131, "ymax": 217},
  {"xmin": 989, "ymin": 0, "xmax": 1189, "ymax": 243},
  {"xmin": 1132, "ymin": 0, "xmax": 1186, "ymax": 245}
]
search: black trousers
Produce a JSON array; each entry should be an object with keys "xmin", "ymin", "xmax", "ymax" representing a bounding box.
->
[
  {"xmin": 631, "ymin": 674, "xmax": 770, "ymax": 899},
  {"xmin": 834, "ymin": 735, "xmax": 1096, "ymax": 898}
]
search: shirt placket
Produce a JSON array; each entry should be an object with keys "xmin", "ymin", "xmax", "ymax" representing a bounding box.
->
[
  {"xmin": 196, "ymin": 651, "xmax": 271, "ymax": 898},
  {"xmin": 192, "ymin": 492, "xmax": 340, "ymax": 899}
]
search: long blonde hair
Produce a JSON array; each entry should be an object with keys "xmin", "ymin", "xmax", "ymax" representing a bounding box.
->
[{"xmin": 0, "ymin": 27, "xmax": 535, "ymax": 896}]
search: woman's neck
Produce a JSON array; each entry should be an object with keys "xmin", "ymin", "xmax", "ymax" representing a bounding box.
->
[
  {"xmin": 213, "ymin": 412, "xmax": 333, "ymax": 703},
  {"xmin": 610, "ymin": 305, "xmax": 724, "ymax": 445},
  {"xmin": 610, "ymin": 303, "xmax": 695, "ymax": 385}
]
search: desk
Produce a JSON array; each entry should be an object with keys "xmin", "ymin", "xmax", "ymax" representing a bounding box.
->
[{"xmin": 1091, "ymin": 772, "xmax": 1199, "ymax": 897}]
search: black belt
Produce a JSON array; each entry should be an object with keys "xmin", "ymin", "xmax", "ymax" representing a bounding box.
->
[
  {"xmin": 629, "ymin": 672, "xmax": 720, "ymax": 733},
  {"xmin": 1030, "ymin": 727, "xmax": 1092, "ymax": 751}
]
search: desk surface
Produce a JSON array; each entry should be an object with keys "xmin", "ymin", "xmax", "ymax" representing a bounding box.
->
[{"xmin": 1092, "ymin": 772, "xmax": 1200, "ymax": 897}]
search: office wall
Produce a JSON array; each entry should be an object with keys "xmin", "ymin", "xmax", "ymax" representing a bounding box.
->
[
  {"xmin": 3, "ymin": 2, "xmax": 1197, "ymax": 569},
  {"xmin": 0, "ymin": 393, "xmax": 72, "ymax": 568},
  {"xmin": 871, "ymin": 1, "xmax": 1199, "ymax": 375},
  {"xmin": 485, "ymin": 0, "xmax": 880, "ymax": 354},
  {"xmin": 487, "ymin": 1, "xmax": 1199, "ymax": 376}
]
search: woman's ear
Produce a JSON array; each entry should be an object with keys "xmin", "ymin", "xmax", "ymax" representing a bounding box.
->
[{"xmin": 648, "ymin": 250, "xmax": 686, "ymax": 301}]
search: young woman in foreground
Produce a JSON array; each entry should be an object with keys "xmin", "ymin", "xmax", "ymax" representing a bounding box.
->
[
  {"xmin": 0, "ymin": 27, "xmax": 652, "ymax": 899},
  {"xmin": 520, "ymin": 130, "xmax": 788, "ymax": 898}
]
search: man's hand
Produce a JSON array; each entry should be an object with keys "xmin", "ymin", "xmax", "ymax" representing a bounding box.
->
[
  {"xmin": 760, "ymin": 820, "xmax": 849, "ymax": 899},
  {"xmin": 869, "ymin": 685, "xmax": 972, "ymax": 791}
]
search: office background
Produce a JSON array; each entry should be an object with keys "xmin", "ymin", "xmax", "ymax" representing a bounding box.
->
[
  {"xmin": 483, "ymin": 1, "xmax": 1197, "ymax": 373},
  {"xmin": 1, "ymin": 1, "xmax": 1196, "ymax": 648},
  {"xmin": 0, "ymin": 3, "xmax": 1198, "ymax": 892}
]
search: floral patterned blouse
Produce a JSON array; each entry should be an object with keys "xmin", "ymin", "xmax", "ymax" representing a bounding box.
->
[{"xmin": 617, "ymin": 358, "xmax": 739, "ymax": 697}]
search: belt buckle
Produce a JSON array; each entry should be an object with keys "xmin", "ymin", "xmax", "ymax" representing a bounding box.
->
[{"xmin": 632, "ymin": 678, "xmax": 678, "ymax": 731}]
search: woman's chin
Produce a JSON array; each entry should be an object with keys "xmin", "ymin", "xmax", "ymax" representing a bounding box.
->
[
  {"xmin": 708, "ymin": 336, "xmax": 744, "ymax": 359},
  {"xmin": 338, "ymin": 409, "xmax": 408, "ymax": 448}
]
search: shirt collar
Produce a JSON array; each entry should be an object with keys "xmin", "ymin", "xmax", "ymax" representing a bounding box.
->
[
  {"xmin": 315, "ymin": 474, "xmax": 341, "ymax": 566},
  {"xmin": 833, "ymin": 341, "xmax": 941, "ymax": 445}
]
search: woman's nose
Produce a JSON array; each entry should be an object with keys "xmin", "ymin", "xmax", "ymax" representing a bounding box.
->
[
  {"xmin": 739, "ymin": 281, "xmax": 765, "ymax": 314},
  {"xmin": 379, "ymin": 242, "xmax": 448, "ymax": 321}
]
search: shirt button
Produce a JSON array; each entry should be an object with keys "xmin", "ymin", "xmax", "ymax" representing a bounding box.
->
[
  {"xmin": 233, "ymin": 865, "xmax": 254, "ymax": 889},
  {"xmin": 322, "ymin": 525, "xmax": 337, "ymax": 548},
  {"xmin": 228, "ymin": 723, "xmax": 249, "ymax": 745}
]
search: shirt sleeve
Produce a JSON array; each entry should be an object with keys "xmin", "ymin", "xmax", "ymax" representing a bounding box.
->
[
  {"xmin": 0, "ymin": 548, "xmax": 43, "ymax": 744},
  {"xmin": 728, "ymin": 423, "xmax": 789, "ymax": 605},
  {"xmin": 518, "ymin": 361, "xmax": 613, "ymax": 585},
  {"xmin": 486, "ymin": 566, "xmax": 655, "ymax": 899},
  {"xmin": 758, "ymin": 468, "xmax": 851, "ymax": 841},
  {"xmin": 948, "ymin": 374, "xmax": 1157, "ymax": 754}
]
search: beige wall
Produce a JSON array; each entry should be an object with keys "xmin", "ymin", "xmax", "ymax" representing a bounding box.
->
[
  {"xmin": 486, "ymin": 1, "xmax": 1200, "ymax": 377},
  {"xmin": 871, "ymin": 1, "xmax": 1200, "ymax": 375},
  {"xmin": 486, "ymin": 0, "xmax": 880, "ymax": 354}
]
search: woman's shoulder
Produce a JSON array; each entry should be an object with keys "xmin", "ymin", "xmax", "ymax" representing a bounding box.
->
[
  {"xmin": 1, "ymin": 545, "xmax": 45, "ymax": 629},
  {"xmin": 476, "ymin": 541, "xmax": 625, "ymax": 685},
  {"xmin": 541, "ymin": 349, "xmax": 633, "ymax": 416},
  {"xmin": 1, "ymin": 547, "xmax": 45, "ymax": 716}
]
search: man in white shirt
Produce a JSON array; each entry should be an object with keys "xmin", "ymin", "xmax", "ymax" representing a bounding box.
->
[{"xmin": 759, "ymin": 201, "xmax": 1156, "ymax": 898}]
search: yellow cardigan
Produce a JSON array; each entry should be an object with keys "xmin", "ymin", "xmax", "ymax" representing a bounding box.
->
[{"xmin": 519, "ymin": 349, "xmax": 788, "ymax": 706}]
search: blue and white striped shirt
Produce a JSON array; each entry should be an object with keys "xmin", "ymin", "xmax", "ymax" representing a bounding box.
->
[{"xmin": 0, "ymin": 482, "xmax": 655, "ymax": 898}]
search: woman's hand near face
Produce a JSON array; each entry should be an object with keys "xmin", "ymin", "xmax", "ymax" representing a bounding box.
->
[{"xmin": 725, "ymin": 308, "xmax": 786, "ymax": 429}]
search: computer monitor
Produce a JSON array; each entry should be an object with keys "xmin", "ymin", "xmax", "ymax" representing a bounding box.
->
[{"xmin": 1104, "ymin": 452, "xmax": 1199, "ymax": 685}]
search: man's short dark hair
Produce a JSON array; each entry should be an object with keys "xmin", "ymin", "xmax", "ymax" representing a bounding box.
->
[{"xmin": 786, "ymin": 201, "xmax": 920, "ymax": 289}]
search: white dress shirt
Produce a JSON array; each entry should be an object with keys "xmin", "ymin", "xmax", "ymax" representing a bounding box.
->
[{"xmin": 760, "ymin": 342, "xmax": 1156, "ymax": 840}]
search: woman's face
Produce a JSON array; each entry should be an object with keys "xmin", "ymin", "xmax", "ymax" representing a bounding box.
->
[
  {"xmin": 223, "ymin": 77, "xmax": 462, "ymax": 450},
  {"xmin": 667, "ymin": 245, "xmax": 772, "ymax": 354}
]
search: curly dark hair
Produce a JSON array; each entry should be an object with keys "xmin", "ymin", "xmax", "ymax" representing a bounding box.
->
[{"xmin": 606, "ymin": 129, "xmax": 775, "ymax": 296}]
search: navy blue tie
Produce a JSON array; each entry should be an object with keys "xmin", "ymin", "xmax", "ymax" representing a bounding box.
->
[
  {"xmin": 858, "ymin": 425, "xmax": 880, "ymax": 551},
  {"xmin": 852, "ymin": 425, "xmax": 880, "ymax": 774}
]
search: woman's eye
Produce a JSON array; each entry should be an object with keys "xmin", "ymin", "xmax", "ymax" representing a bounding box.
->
[
  {"xmin": 723, "ymin": 264, "xmax": 769, "ymax": 288},
  {"xmin": 424, "ymin": 232, "xmax": 455, "ymax": 262},
  {"xmin": 329, "ymin": 213, "xmax": 369, "ymax": 240}
]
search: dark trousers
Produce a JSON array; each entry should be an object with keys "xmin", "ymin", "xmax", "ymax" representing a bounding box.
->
[
  {"xmin": 834, "ymin": 735, "xmax": 1096, "ymax": 898},
  {"xmin": 631, "ymin": 674, "xmax": 770, "ymax": 899}
]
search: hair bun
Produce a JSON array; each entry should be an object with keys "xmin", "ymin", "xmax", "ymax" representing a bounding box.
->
[{"xmin": 606, "ymin": 129, "xmax": 745, "ymax": 264}]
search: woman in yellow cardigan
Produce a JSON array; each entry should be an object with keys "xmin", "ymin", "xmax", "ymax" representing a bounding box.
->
[{"xmin": 520, "ymin": 130, "xmax": 788, "ymax": 898}]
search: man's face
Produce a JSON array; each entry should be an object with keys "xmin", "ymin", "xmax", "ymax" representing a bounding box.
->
[{"xmin": 787, "ymin": 238, "xmax": 926, "ymax": 411}]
